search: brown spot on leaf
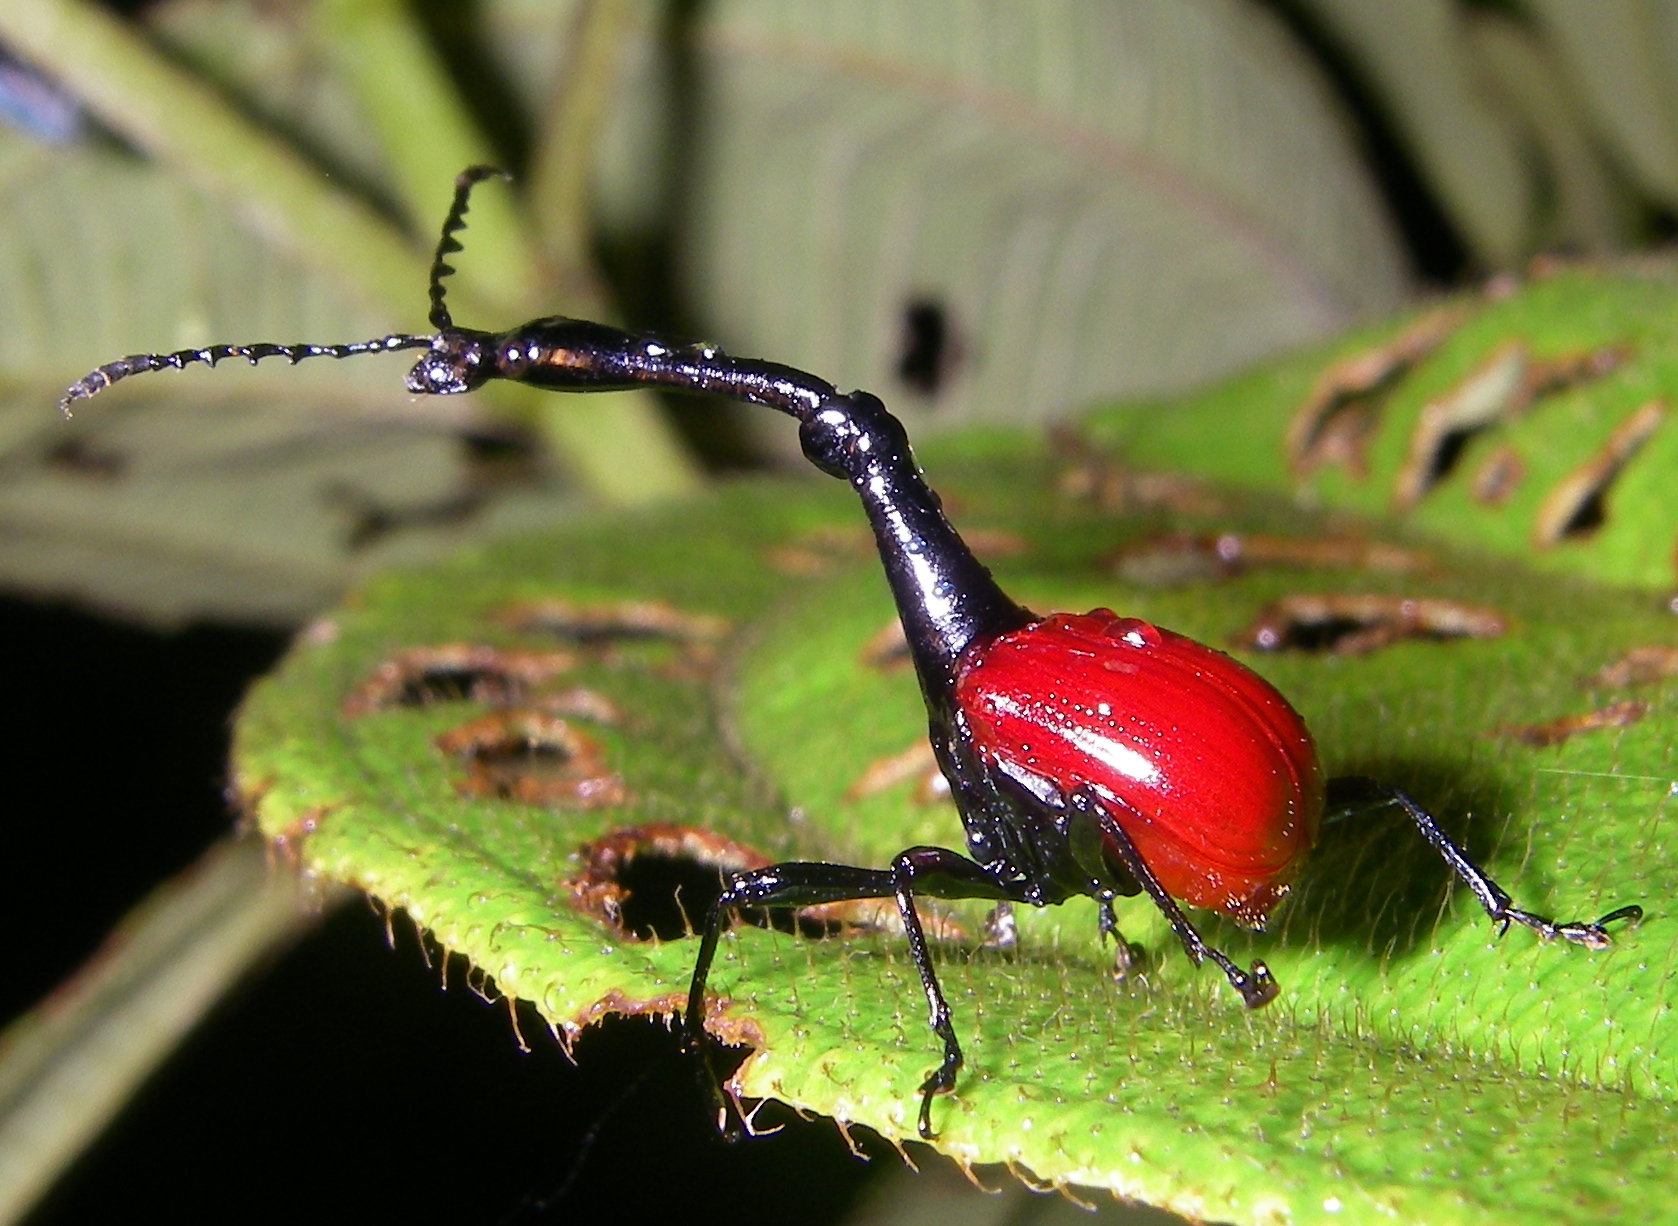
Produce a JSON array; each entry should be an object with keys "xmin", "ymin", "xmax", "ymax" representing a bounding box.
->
[
  {"xmin": 1486, "ymin": 699, "xmax": 1648, "ymax": 747},
  {"xmin": 531, "ymin": 686, "xmax": 623, "ymax": 725},
  {"xmin": 341, "ymin": 644, "xmax": 576, "ymax": 715},
  {"xmin": 1287, "ymin": 305, "xmax": 1468, "ymax": 476},
  {"xmin": 1585, "ymin": 646, "xmax": 1678, "ymax": 689},
  {"xmin": 1237, "ymin": 593, "xmax": 1505, "ymax": 655},
  {"xmin": 496, "ymin": 598, "xmax": 729, "ymax": 680},
  {"xmin": 1532, "ymin": 399, "xmax": 1666, "ymax": 547},
  {"xmin": 435, "ymin": 710, "xmax": 625, "ymax": 808},
  {"xmin": 1051, "ymin": 428, "xmax": 1221, "ymax": 515},
  {"xmin": 961, "ymin": 527, "xmax": 1030, "ymax": 557},
  {"xmin": 763, "ymin": 525, "xmax": 873, "ymax": 575},
  {"xmin": 859, "ymin": 617, "xmax": 911, "ymax": 672},
  {"xmin": 566, "ymin": 823, "xmax": 963, "ymax": 942},
  {"xmin": 269, "ymin": 807, "xmax": 328, "ymax": 865},
  {"xmin": 1471, "ymin": 445, "xmax": 1525, "ymax": 506},
  {"xmin": 845, "ymin": 741, "xmax": 949, "ymax": 805},
  {"xmin": 496, "ymin": 598, "xmax": 727, "ymax": 646},
  {"xmin": 1112, "ymin": 531, "xmax": 1431, "ymax": 587}
]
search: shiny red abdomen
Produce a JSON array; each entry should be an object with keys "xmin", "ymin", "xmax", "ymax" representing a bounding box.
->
[{"xmin": 953, "ymin": 609, "xmax": 1324, "ymax": 926}]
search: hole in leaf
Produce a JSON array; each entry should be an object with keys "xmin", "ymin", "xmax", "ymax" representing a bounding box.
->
[
  {"xmin": 896, "ymin": 298, "xmax": 960, "ymax": 397},
  {"xmin": 1532, "ymin": 399, "xmax": 1666, "ymax": 547},
  {"xmin": 1236, "ymin": 594, "xmax": 1505, "ymax": 656},
  {"xmin": 1286, "ymin": 304, "xmax": 1467, "ymax": 476},
  {"xmin": 322, "ymin": 482, "xmax": 484, "ymax": 551},
  {"xmin": 436, "ymin": 710, "xmax": 624, "ymax": 807},
  {"xmin": 496, "ymin": 598, "xmax": 727, "ymax": 647},
  {"xmin": 496, "ymin": 599, "xmax": 730, "ymax": 682},
  {"xmin": 1395, "ymin": 341, "xmax": 1630, "ymax": 511},
  {"xmin": 567, "ymin": 825, "xmax": 964, "ymax": 944},
  {"xmin": 568, "ymin": 825, "xmax": 837, "ymax": 942},
  {"xmin": 341, "ymin": 644, "xmax": 576, "ymax": 715}
]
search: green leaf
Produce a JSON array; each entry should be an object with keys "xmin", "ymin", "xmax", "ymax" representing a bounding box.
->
[
  {"xmin": 236, "ymin": 376, "xmax": 1677, "ymax": 1221},
  {"xmin": 1092, "ymin": 261, "xmax": 1678, "ymax": 591},
  {"xmin": 686, "ymin": 0, "xmax": 1408, "ymax": 439}
]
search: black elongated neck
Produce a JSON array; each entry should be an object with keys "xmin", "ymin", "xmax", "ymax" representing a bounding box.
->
[
  {"xmin": 799, "ymin": 392, "xmax": 1033, "ymax": 714},
  {"xmin": 485, "ymin": 317, "xmax": 1033, "ymax": 706}
]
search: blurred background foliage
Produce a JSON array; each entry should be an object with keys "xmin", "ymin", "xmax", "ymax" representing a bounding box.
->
[
  {"xmin": 7, "ymin": 0, "xmax": 1678, "ymax": 627},
  {"xmin": 3, "ymin": 1, "xmax": 1678, "ymax": 1224}
]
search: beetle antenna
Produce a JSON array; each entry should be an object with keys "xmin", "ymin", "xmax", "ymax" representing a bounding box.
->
[
  {"xmin": 57, "ymin": 334, "xmax": 435, "ymax": 418},
  {"xmin": 428, "ymin": 164, "xmax": 510, "ymax": 332}
]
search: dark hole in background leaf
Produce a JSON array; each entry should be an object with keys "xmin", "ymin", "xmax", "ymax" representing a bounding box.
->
[
  {"xmin": 44, "ymin": 438, "xmax": 125, "ymax": 480},
  {"xmin": 1556, "ymin": 489, "xmax": 1607, "ymax": 539},
  {"xmin": 342, "ymin": 645, "xmax": 576, "ymax": 714},
  {"xmin": 496, "ymin": 599, "xmax": 727, "ymax": 647},
  {"xmin": 460, "ymin": 425, "xmax": 543, "ymax": 483},
  {"xmin": 613, "ymin": 852, "xmax": 728, "ymax": 940},
  {"xmin": 438, "ymin": 711, "xmax": 625, "ymax": 807},
  {"xmin": 1266, "ymin": 615, "xmax": 1379, "ymax": 653},
  {"xmin": 1422, "ymin": 427, "xmax": 1474, "ymax": 490},
  {"xmin": 1241, "ymin": 593, "xmax": 1505, "ymax": 654},
  {"xmin": 1251, "ymin": 0, "xmax": 1469, "ymax": 282},
  {"xmin": 399, "ymin": 665, "xmax": 510, "ymax": 706},
  {"xmin": 896, "ymin": 298, "xmax": 955, "ymax": 398}
]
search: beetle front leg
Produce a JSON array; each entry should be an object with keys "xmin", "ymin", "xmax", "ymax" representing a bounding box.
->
[
  {"xmin": 885, "ymin": 846, "xmax": 1022, "ymax": 1138},
  {"xmin": 1066, "ymin": 788, "xmax": 1279, "ymax": 1007},
  {"xmin": 1327, "ymin": 779, "xmax": 1643, "ymax": 948},
  {"xmin": 685, "ymin": 861, "xmax": 899, "ymax": 1138},
  {"xmin": 684, "ymin": 851, "xmax": 1016, "ymax": 1140}
]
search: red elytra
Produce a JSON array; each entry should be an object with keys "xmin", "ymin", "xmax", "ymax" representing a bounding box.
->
[{"xmin": 954, "ymin": 608, "xmax": 1325, "ymax": 926}]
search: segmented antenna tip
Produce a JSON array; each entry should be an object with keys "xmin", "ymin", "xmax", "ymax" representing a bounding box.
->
[{"xmin": 427, "ymin": 165, "xmax": 511, "ymax": 333}]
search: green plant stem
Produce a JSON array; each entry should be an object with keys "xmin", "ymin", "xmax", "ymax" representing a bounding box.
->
[
  {"xmin": 0, "ymin": 840, "xmax": 330, "ymax": 1226},
  {"xmin": 528, "ymin": 0, "xmax": 639, "ymax": 273},
  {"xmin": 308, "ymin": 0, "xmax": 538, "ymax": 315}
]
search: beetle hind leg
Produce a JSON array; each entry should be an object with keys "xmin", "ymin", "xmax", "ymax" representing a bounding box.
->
[{"xmin": 1327, "ymin": 778, "xmax": 1643, "ymax": 948}]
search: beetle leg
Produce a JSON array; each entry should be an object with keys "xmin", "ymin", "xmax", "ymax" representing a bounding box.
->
[
  {"xmin": 1329, "ymin": 779, "xmax": 1643, "ymax": 949},
  {"xmin": 1093, "ymin": 894, "xmax": 1145, "ymax": 979},
  {"xmin": 1066, "ymin": 788, "xmax": 1279, "ymax": 1007},
  {"xmin": 684, "ymin": 851, "xmax": 1017, "ymax": 1141}
]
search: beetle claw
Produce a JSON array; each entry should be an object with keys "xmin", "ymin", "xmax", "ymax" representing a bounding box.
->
[{"xmin": 1236, "ymin": 960, "xmax": 1279, "ymax": 1009}]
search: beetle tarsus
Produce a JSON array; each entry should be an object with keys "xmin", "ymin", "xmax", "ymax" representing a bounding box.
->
[{"xmin": 1493, "ymin": 902, "xmax": 1642, "ymax": 950}]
